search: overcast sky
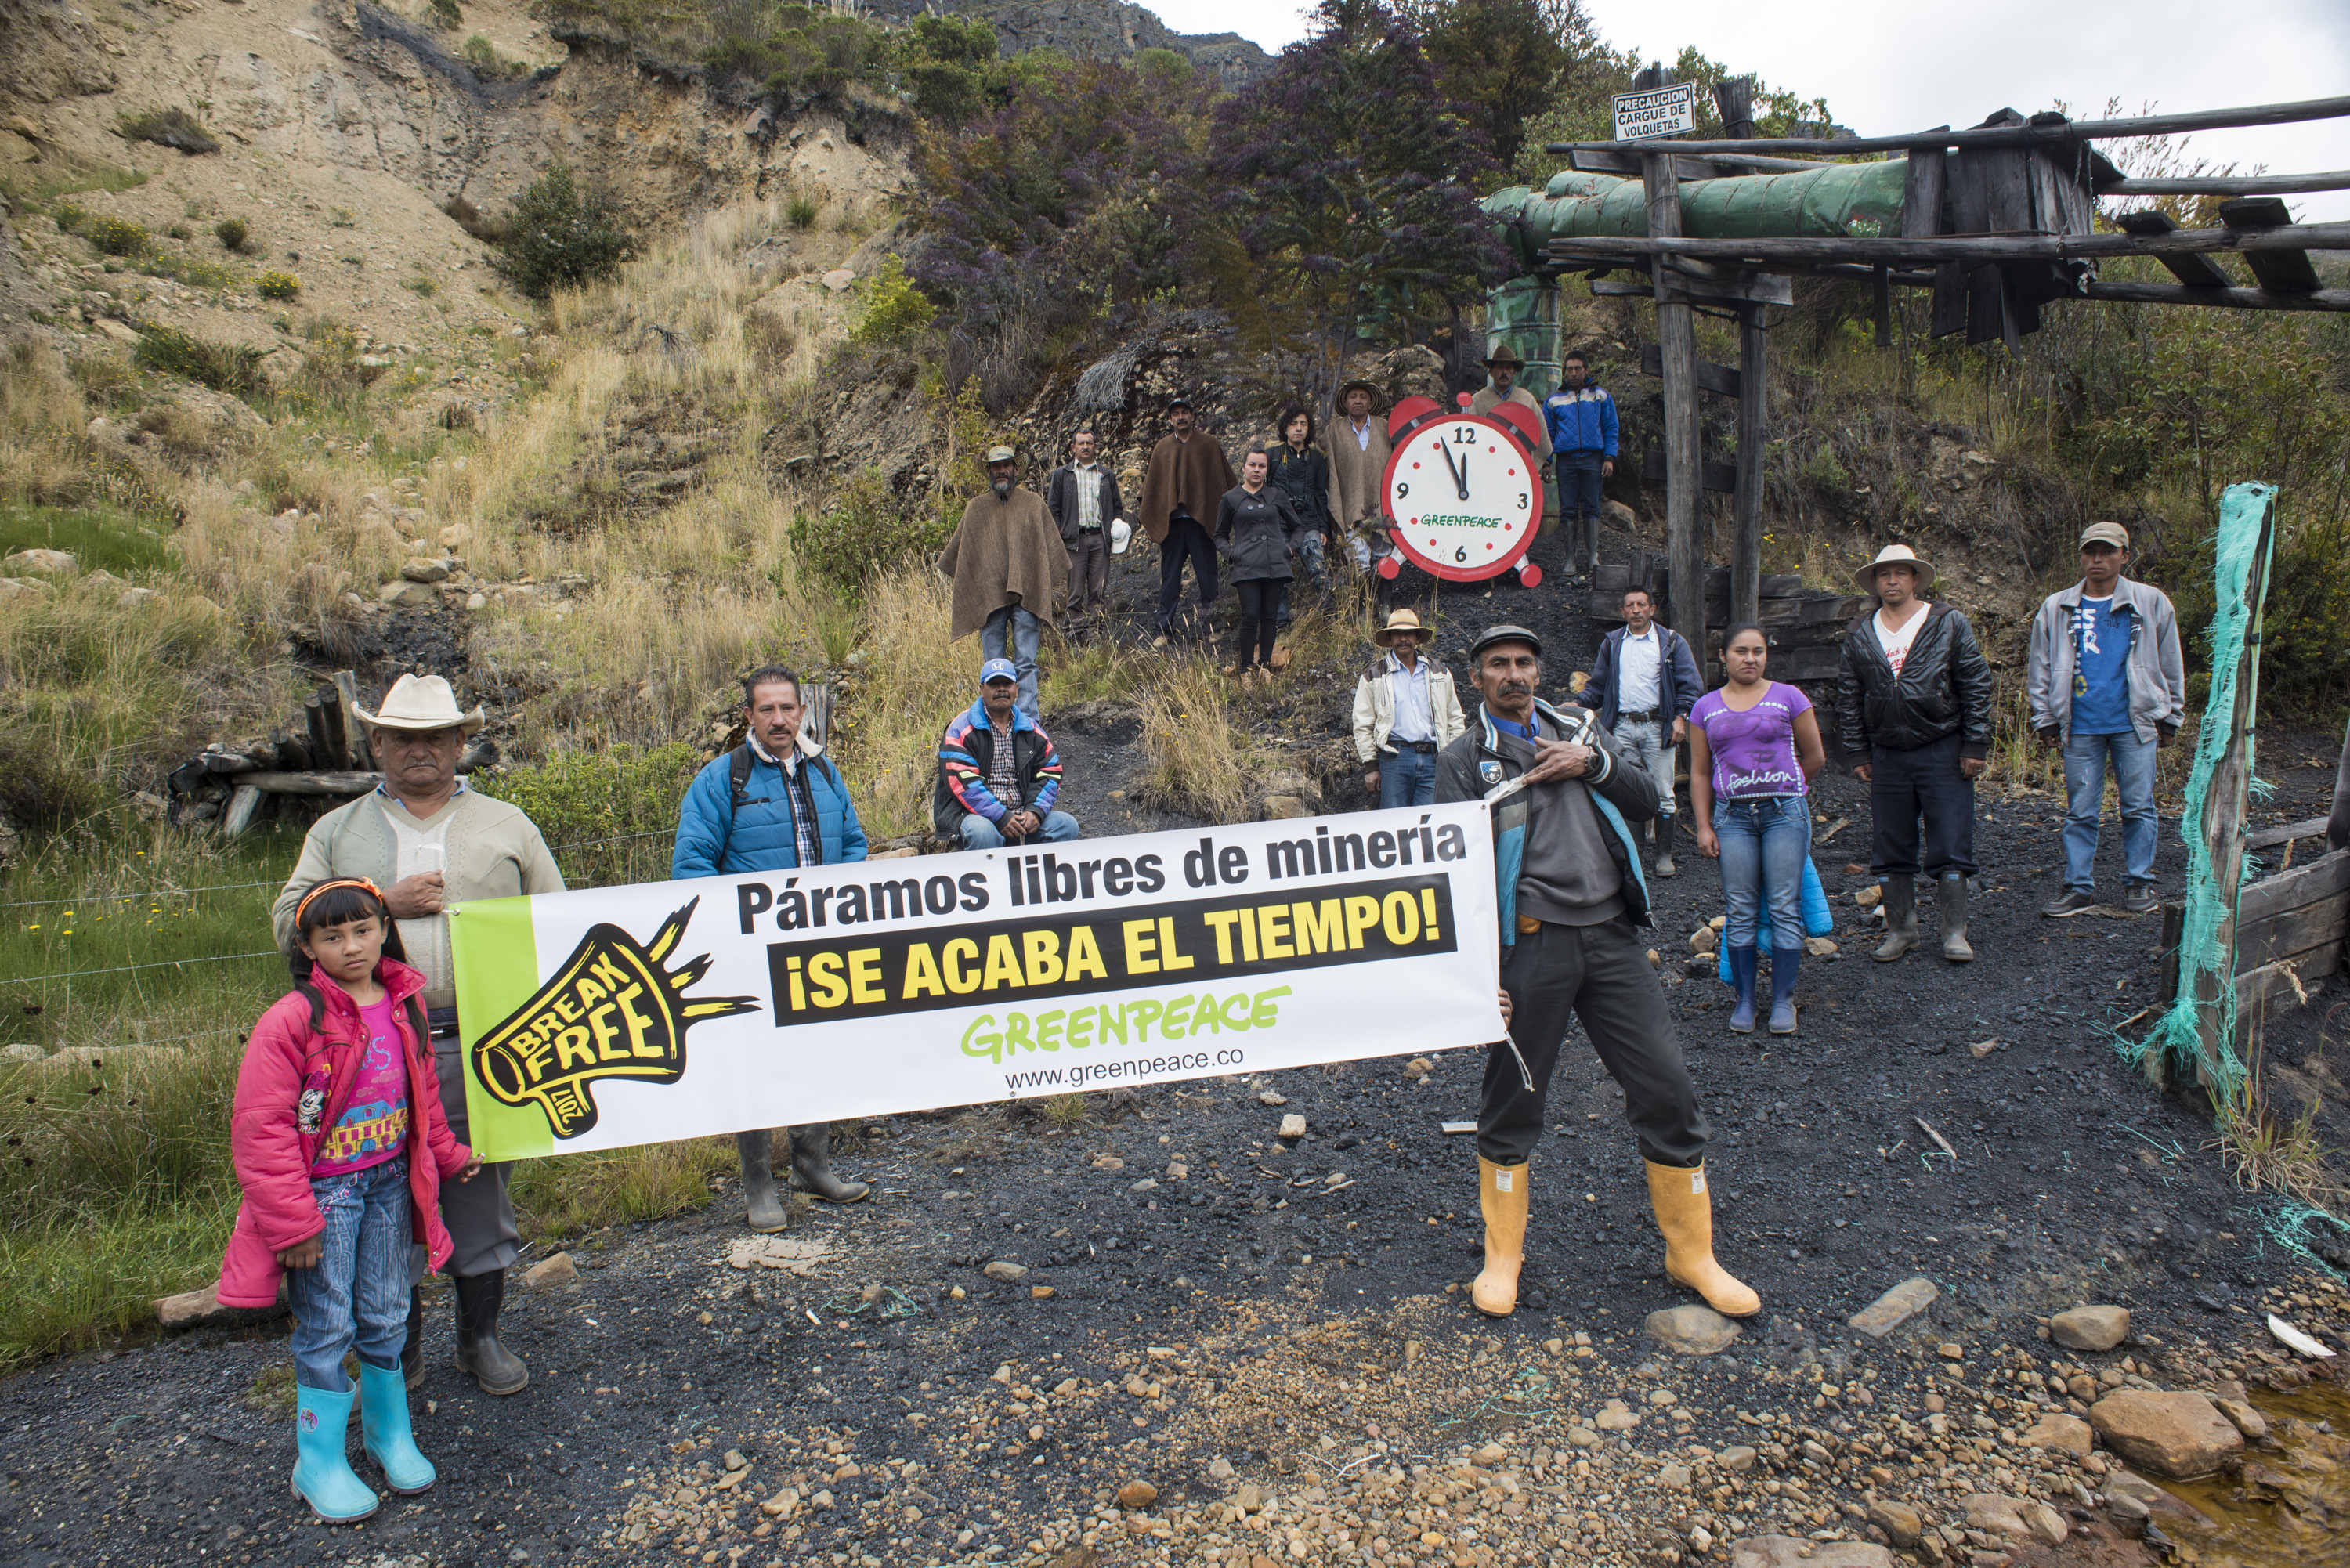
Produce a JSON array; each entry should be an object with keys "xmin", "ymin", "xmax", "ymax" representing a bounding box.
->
[{"xmin": 1145, "ymin": 0, "xmax": 2350, "ymax": 221}]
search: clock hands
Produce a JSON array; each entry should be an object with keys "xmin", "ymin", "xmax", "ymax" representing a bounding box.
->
[{"xmin": 1437, "ymin": 439, "xmax": 1469, "ymax": 501}]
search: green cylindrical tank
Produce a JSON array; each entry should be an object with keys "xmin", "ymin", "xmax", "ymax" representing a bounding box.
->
[{"xmin": 1482, "ymin": 276, "xmax": 1560, "ymax": 398}]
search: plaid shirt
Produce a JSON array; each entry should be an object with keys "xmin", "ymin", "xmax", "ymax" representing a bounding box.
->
[
  {"xmin": 749, "ymin": 735, "xmax": 824, "ymax": 867},
  {"xmin": 985, "ymin": 719, "xmax": 1021, "ymax": 809}
]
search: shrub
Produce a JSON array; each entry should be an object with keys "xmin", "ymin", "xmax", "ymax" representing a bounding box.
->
[
  {"xmin": 494, "ymin": 163, "xmax": 631, "ymax": 299},
  {"xmin": 255, "ymin": 271, "xmax": 300, "ymax": 301},
  {"xmin": 213, "ymin": 216, "xmax": 248, "ymax": 252},
  {"xmin": 404, "ymin": 273, "xmax": 437, "ymax": 297},
  {"xmin": 851, "ymin": 255, "xmax": 934, "ymax": 345},
  {"xmin": 81, "ymin": 217, "xmax": 148, "ymax": 258},
  {"xmin": 132, "ymin": 324, "xmax": 265, "ymax": 395},
  {"xmin": 115, "ymin": 107, "xmax": 219, "ymax": 155},
  {"xmin": 51, "ymin": 203, "xmax": 85, "ymax": 234},
  {"xmin": 785, "ymin": 193, "xmax": 820, "ymax": 230},
  {"xmin": 789, "ymin": 466, "xmax": 951, "ymax": 587},
  {"xmin": 164, "ymin": 223, "xmax": 190, "ymax": 241},
  {"xmin": 430, "ymin": 0, "xmax": 461, "ymax": 27},
  {"xmin": 470, "ymin": 742, "xmax": 704, "ymax": 889},
  {"xmin": 442, "ymin": 193, "xmax": 506, "ymax": 244},
  {"xmin": 462, "ymin": 34, "xmax": 530, "ymax": 79},
  {"xmin": 328, "ymin": 207, "xmax": 355, "ymax": 228}
]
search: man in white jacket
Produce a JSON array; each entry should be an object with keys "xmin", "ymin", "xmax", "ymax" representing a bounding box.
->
[
  {"xmin": 1351, "ymin": 609, "xmax": 1466, "ymax": 807},
  {"xmin": 2025, "ymin": 521, "xmax": 2185, "ymax": 917}
]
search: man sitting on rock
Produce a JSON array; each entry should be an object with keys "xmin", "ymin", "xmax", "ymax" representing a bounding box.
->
[
  {"xmin": 671, "ymin": 663, "xmax": 871, "ymax": 1230},
  {"xmin": 936, "ymin": 659, "xmax": 1079, "ymax": 849}
]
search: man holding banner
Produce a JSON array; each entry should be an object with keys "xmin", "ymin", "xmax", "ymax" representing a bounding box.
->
[
  {"xmin": 671, "ymin": 664, "xmax": 872, "ymax": 1230},
  {"xmin": 1436, "ymin": 625, "xmax": 1759, "ymax": 1324}
]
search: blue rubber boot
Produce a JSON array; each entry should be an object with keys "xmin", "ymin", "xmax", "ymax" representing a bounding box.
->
[
  {"xmin": 1769, "ymin": 945, "xmax": 1802, "ymax": 1035},
  {"xmin": 291, "ymin": 1383, "xmax": 380, "ymax": 1524},
  {"xmin": 359, "ymin": 1357, "xmax": 437, "ymax": 1495},
  {"xmin": 1726, "ymin": 945, "xmax": 1759, "ymax": 1034}
]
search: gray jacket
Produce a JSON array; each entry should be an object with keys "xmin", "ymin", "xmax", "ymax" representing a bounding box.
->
[{"xmin": 2025, "ymin": 576, "xmax": 2186, "ymax": 745}]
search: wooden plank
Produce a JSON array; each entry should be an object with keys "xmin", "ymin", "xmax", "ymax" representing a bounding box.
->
[
  {"xmin": 2100, "ymin": 169, "xmax": 2350, "ymax": 197},
  {"xmin": 1733, "ymin": 303, "xmax": 1767, "ymax": 627},
  {"xmin": 2235, "ymin": 898, "xmax": 2349, "ymax": 972},
  {"xmin": 1640, "ymin": 343, "xmax": 1741, "ymax": 397},
  {"xmin": 1712, "ymin": 76, "xmax": 1756, "ymax": 142},
  {"xmin": 1540, "ymin": 93, "xmax": 2350, "ymax": 158},
  {"xmin": 1573, "ymin": 147, "xmax": 1741, "ymax": 180},
  {"xmin": 302, "ymin": 690, "xmax": 338, "ymax": 770},
  {"xmin": 238, "ymin": 771, "xmax": 385, "ymax": 796},
  {"xmin": 333, "ymin": 672, "xmax": 374, "ymax": 771},
  {"xmin": 2218, "ymin": 197, "xmax": 2323, "ymax": 291},
  {"xmin": 2081, "ymin": 280, "xmax": 2350, "ymax": 313},
  {"xmin": 1900, "ymin": 142, "xmax": 1948, "ymax": 240},
  {"xmin": 273, "ymin": 728, "xmax": 312, "ymax": 774},
  {"xmin": 2243, "ymin": 815, "xmax": 2331, "ymax": 851},
  {"xmin": 1542, "ymin": 216, "xmax": 2350, "ymax": 266},
  {"xmin": 1929, "ymin": 262, "xmax": 1968, "ymax": 338},
  {"xmin": 2236, "ymin": 943, "xmax": 2342, "ymax": 1014},
  {"xmin": 2157, "ymin": 901, "xmax": 2186, "ymax": 1008},
  {"xmin": 1647, "ymin": 143, "xmax": 1703, "ymax": 638},
  {"xmin": 1871, "ymin": 267, "xmax": 1893, "ymax": 346},
  {"xmin": 2237, "ymin": 847, "xmax": 2350, "ymax": 927},
  {"xmin": 219, "ymin": 783, "xmax": 263, "ymax": 838},
  {"xmin": 2114, "ymin": 209, "xmax": 2236, "ymax": 287},
  {"xmin": 2333, "ymin": 712, "xmax": 2350, "ymax": 853},
  {"xmin": 1663, "ymin": 266, "xmax": 1794, "ymax": 307}
]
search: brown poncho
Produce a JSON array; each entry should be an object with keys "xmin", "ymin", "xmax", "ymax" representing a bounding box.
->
[
  {"xmin": 1136, "ymin": 432, "xmax": 1236, "ymax": 543},
  {"xmin": 938, "ymin": 486, "xmax": 1069, "ymax": 640},
  {"xmin": 1327, "ymin": 410, "xmax": 1394, "ymax": 535}
]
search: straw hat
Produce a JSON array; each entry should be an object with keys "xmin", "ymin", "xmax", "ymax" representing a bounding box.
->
[
  {"xmin": 354, "ymin": 674, "xmax": 485, "ymax": 734},
  {"xmin": 1372, "ymin": 608, "xmax": 1430, "ymax": 648},
  {"xmin": 1855, "ymin": 544, "xmax": 1936, "ymax": 594}
]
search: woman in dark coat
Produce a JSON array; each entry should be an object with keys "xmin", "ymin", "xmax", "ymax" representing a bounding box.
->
[
  {"xmin": 1264, "ymin": 403, "xmax": 1332, "ymax": 625},
  {"xmin": 1213, "ymin": 448, "xmax": 1303, "ymax": 687}
]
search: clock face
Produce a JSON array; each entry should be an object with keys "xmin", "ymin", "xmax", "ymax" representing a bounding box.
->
[{"xmin": 1383, "ymin": 416, "xmax": 1541, "ymax": 582}]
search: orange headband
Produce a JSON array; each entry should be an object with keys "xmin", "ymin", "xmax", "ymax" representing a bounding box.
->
[{"xmin": 293, "ymin": 876, "xmax": 386, "ymax": 931}]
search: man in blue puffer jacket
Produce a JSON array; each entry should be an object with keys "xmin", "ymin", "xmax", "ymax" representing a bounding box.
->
[
  {"xmin": 671, "ymin": 663, "xmax": 870, "ymax": 1230},
  {"xmin": 1542, "ymin": 351, "xmax": 1617, "ymax": 580}
]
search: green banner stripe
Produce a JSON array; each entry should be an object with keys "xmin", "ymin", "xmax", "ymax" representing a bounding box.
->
[{"xmin": 452, "ymin": 895, "xmax": 554, "ymax": 1161}]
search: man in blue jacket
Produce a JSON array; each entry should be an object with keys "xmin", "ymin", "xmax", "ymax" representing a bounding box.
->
[
  {"xmin": 1578, "ymin": 585, "xmax": 1702, "ymax": 876},
  {"xmin": 1543, "ymin": 351, "xmax": 1617, "ymax": 580},
  {"xmin": 671, "ymin": 664, "xmax": 870, "ymax": 1230}
]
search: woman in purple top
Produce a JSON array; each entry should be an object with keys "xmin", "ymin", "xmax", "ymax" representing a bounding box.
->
[{"xmin": 1689, "ymin": 624, "xmax": 1827, "ymax": 1036}]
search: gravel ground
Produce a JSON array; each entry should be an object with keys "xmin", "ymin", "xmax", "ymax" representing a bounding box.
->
[{"xmin": 5, "ymin": 524, "xmax": 2345, "ymax": 1568}]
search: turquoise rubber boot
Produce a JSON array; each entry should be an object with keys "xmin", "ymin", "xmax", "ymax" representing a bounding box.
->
[
  {"xmin": 359, "ymin": 1358, "xmax": 437, "ymax": 1495},
  {"xmin": 1726, "ymin": 945, "xmax": 1759, "ymax": 1034},
  {"xmin": 291, "ymin": 1382, "xmax": 380, "ymax": 1524}
]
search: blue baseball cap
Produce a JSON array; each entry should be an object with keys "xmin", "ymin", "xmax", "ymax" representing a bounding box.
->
[{"xmin": 979, "ymin": 658, "xmax": 1019, "ymax": 686}]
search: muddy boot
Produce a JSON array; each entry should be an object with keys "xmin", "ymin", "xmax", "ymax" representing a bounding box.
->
[
  {"xmin": 737, "ymin": 1129, "xmax": 787, "ymax": 1233},
  {"xmin": 1936, "ymin": 872, "xmax": 1974, "ymax": 962},
  {"xmin": 790, "ymin": 1124, "xmax": 870, "ymax": 1204},
  {"xmin": 1767, "ymin": 945, "xmax": 1800, "ymax": 1035},
  {"xmin": 1643, "ymin": 1159, "xmax": 1760, "ymax": 1318},
  {"xmin": 1652, "ymin": 818, "xmax": 1678, "ymax": 879},
  {"xmin": 1873, "ymin": 875, "xmax": 1918, "ymax": 962},
  {"xmin": 451, "ymin": 1271, "xmax": 529, "ymax": 1396},
  {"xmin": 400, "ymin": 1286, "xmax": 424, "ymax": 1389},
  {"xmin": 1726, "ymin": 945, "xmax": 1759, "ymax": 1034},
  {"xmin": 1472, "ymin": 1156, "xmax": 1529, "ymax": 1317}
]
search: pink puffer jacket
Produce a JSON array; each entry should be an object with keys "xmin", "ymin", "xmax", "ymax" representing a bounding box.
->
[{"xmin": 216, "ymin": 958, "xmax": 472, "ymax": 1310}]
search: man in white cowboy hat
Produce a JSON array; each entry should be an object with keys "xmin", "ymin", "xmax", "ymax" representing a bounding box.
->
[
  {"xmin": 938, "ymin": 444, "xmax": 1068, "ymax": 722},
  {"xmin": 272, "ymin": 674, "xmax": 564, "ymax": 1398},
  {"xmin": 1836, "ymin": 545, "xmax": 1994, "ymax": 963},
  {"xmin": 1351, "ymin": 608, "xmax": 1466, "ymax": 807}
]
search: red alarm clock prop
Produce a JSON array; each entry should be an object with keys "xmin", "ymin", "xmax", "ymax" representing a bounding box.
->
[{"xmin": 1374, "ymin": 392, "xmax": 1545, "ymax": 587}]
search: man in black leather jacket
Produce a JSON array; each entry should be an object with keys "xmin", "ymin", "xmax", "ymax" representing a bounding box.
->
[{"xmin": 1837, "ymin": 546, "xmax": 1994, "ymax": 963}]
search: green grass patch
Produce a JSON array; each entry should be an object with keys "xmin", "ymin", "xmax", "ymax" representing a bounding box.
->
[
  {"xmin": 0, "ymin": 501, "xmax": 172, "ymax": 575},
  {"xmin": 0, "ymin": 160, "xmax": 147, "ymax": 211},
  {"xmin": 81, "ymin": 217, "xmax": 148, "ymax": 258},
  {"xmin": 134, "ymin": 252, "xmax": 239, "ymax": 290},
  {"xmin": 470, "ymin": 742, "xmax": 704, "ymax": 890},
  {"xmin": 115, "ymin": 107, "xmax": 219, "ymax": 156},
  {"xmin": 511, "ymin": 1139, "xmax": 736, "ymax": 1243},
  {"xmin": 133, "ymin": 323, "xmax": 266, "ymax": 395}
]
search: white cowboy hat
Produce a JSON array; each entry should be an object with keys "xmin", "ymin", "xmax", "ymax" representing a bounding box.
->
[
  {"xmin": 1855, "ymin": 544, "xmax": 1936, "ymax": 594},
  {"xmin": 1109, "ymin": 517, "xmax": 1132, "ymax": 556},
  {"xmin": 1371, "ymin": 608, "xmax": 1431, "ymax": 647},
  {"xmin": 354, "ymin": 673, "xmax": 486, "ymax": 734}
]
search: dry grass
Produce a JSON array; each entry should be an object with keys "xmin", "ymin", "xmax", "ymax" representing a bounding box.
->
[
  {"xmin": 841, "ymin": 568, "xmax": 982, "ymax": 839},
  {"xmin": 1136, "ymin": 655, "xmax": 1249, "ymax": 822}
]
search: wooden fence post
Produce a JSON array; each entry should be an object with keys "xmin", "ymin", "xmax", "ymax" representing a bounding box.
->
[
  {"xmin": 1732, "ymin": 303, "xmax": 1767, "ymax": 628},
  {"xmin": 1645, "ymin": 150, "xmax": 1703, "ymax": 651}
]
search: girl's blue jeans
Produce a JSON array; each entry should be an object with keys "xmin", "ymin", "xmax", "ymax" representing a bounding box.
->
[
  {"xmin": 284, "ymin": 1154, "xmax": 411, "ymax": 1392},
  {"xmin": 1713, "ymin": 796, "xmax": 1812, "ymax": 951}
]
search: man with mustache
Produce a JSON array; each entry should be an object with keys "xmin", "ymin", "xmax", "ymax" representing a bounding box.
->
[
  {"xmin": 939, "ymin": 445, "xmax": 1068, "ymax": 722},
  {"xmin": 1436, "ymin": 625, "xmax": 1757, "ymax": 1324}
]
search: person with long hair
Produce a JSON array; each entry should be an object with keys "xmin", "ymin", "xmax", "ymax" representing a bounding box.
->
[
  {"xmin": 1690, "ymin": 624, "xmax": 1827, "ymax": 1035},
  {"xmin": 1213, "ymin": 446, "xmax": 1304, "ymax": 688},
  {"xmin": 1266, "ymin": 402, "xmax": 1332, "ymax": 622}
]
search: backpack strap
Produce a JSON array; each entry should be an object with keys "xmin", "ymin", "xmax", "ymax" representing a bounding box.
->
[{"xmin": 716, "ymin": 744, "xmax": 755, "ymax": 869}]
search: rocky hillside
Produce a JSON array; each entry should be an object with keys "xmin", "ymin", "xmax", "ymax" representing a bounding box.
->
[{"xmin": 866, "ymin": 0, "xmax": 1274, "ymax": 86}]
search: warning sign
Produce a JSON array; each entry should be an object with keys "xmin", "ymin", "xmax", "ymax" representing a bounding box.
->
[{"xmin": 1614, "ymin": 83, "xmax": 1697, "ymax": 142}]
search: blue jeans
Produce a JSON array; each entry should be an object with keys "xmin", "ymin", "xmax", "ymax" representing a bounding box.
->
[
  {"xmin": 981, "ymin": 605, "xmax": 1043, "ymax": 723},
  {"xmin": 1611, "ymin": 718, "xmax": 1675, "ymax": 820},
  {"xmin": 1379, "ymin": 747, "xmax": 1437, "ymax": 807},
  {"xmin": 1713, "ymin": 796, "xmax": 1811, "ymax": 951},
  {"xmin": 960, "ymin": 809, "xmax": 1081, "ymax": 850},
  {"xmin": 284, "ymin": 1154, "xmax": 412, "ymax": 1393},
  {"xmin": 2063, "ymin": 728, "xmax": 2158, "ymax": 891}
]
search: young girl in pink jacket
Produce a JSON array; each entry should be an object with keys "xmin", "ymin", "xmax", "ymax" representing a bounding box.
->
[{"xmin": 221, "ymin": 877, "xmax": 480, "ymax": 1524}]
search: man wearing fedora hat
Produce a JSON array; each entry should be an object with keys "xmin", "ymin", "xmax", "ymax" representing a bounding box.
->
[
  {"xmin": 1351, "ymin": 609, "xmax": 1467, "ymax": 807},
  {"xmin": 1328, "ymin": 379, "xmax": 1394, "ymax": 573},
  {"xmin": 1470, "ymin": 347, "xmax": 1542, "ymax": 422},
  {"xmin": 273, "ymin": 674, "xmax": 565, "ymax": 1397},
  {"xmin": 938, "ymin": 445, "xmax": 1068, "ymax": 722},
  {"xmin": 1838, "ymin": 545, "xmax": 1994, "ymax": 963}
]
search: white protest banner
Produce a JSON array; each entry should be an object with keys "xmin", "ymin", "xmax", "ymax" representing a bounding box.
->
[
  {"xmin": 1613, "ymin": 82, "xmax": 1697, "ymax": 142},
  {"xmin": 450, "ymin": 804, "xmax": 1502, "ymax": 1162}
]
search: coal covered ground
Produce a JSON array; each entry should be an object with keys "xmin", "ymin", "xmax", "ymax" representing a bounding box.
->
[{"xmin": 3, "ymin": 525, "xmax": 2345, "ymax": 1568}]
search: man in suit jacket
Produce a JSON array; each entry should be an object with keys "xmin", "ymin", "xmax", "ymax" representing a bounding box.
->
[{"xmin": 1046, "ymin": 428, "xmax": 1123, "ymax": 620}]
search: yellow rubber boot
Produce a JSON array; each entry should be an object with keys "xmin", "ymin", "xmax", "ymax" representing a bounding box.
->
[
  {"xmin": 1472, "ymin": 1157, "xmax": 1530, "ymax": 1317},
  {"xmin": 1644, "ymin": 1160, "xmax": 1760, "ymax": 1318}
]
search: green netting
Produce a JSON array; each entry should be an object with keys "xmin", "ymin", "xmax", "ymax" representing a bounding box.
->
[
  {"xmin": 2261, "ymin": 1201, "xmax": 2348, "ymax": 1284},
  {"xmin": 2124, "ymin": 482, "xmax": 2279, "ymax": 1088},
  {"xmin": 1480, "ymin": 158, "xmax": 1914, "ymax": 274}
]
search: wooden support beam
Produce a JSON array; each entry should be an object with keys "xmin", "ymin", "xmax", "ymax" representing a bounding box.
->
[
  {"xmin": 1640, "ymin": 343, "xmax": 1741, "ymax": 398},
  {"xmin": 2081, "ymin": 280, "xmax": 2350, "ymax": 312},
  {"xmin": 1542, "ymin": 92, "xmax": 2350, "ymax": 158},
  {"xmin": 220, "ymin": 783, "xmax": 264, "ymax": 837},
  {"xmin": 1732, "ymin": 303, "xmax": 1767, "ymax": 628},
  {"xmin": 2099, "ymin": 169, "xmax": 2350, "ymax": 197},
  {"xmin": 1571, "ymin": 146, "xmax": 1842, "ymax": 176},
  {"xmin": 2113, "ymin": 209, "xmax": 2238, "ymax": 287},
  {"xmin": 2219, "ymin": 197, "xmax": 2323, "ymax": 291},
  {"xmin": 1543, "ymin": 216, "xmax": 2350, "ymax": 266},
  {"xmin": 237, "ymin": 771, "xmax": 386, "ymax": 796},
  {"xmin": 2333, "ymin": 713, "xmax": 2350, "ymax": 854},
  {"xmin": 1646, "ymin": 145, "xmax": 1704, "ymax": 644},
  {"xmin": 333, "ymin": 671, "xmax": 374, "ymax": 771},
  {"xmin": 2244, "ymin": 815, "xmax": 2334, "ymax": 851}
]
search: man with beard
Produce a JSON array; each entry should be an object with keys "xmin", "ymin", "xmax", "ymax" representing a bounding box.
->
[
  {"xmin": 1436, "ymin": 625, "xmax": 1757, "ymax": 1324},
  {"xmin": 939, "ymin": 446, "xmax": 1068, "ymax": 722}
]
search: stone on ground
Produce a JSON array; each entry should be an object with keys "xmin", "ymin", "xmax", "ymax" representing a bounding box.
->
[
  {"xmin": 2050, "ymin": 1304, "xmax": 2130, "ymax": 1351},
  {"xmin": 1864, "ymin": 1500, "xmax": 1922, "ymax": 1546},
  {"xmin": 1849, "ymin": 1276, "xmax": 1939, "ymax": 1338},
  {"xmin": 1116, "ymin": 1479, "xmax": 1157, "ymax": 1509},
  {"xmin": 1644, "ymin": 1302, "xmax": 1742, "ymax": 1355},
  {"xmin": 522, "ymin": 1251, "xmax": 577, "ymax": 1286},
  {"xmin": 2021, "ymin": 1411, "xmax": 2094, "ymax": 1458},
  {"xmin": 1730, "ymin": 1537, "xmax": 1893, "ymax": 1568},
  {"xmin": 1277, "ymin": 1113, "xmax": 1306, "ymax": 1138},
  {"xmin": 982, "ymin": 1259, "xmax": 1029, "ymax": 1283},
  {"xmin": 2, "ymin": 547, "xmax": 75, "ymax": 574},
  {"xmin": 2088, "ymin": 1389, "xmax": 2244, "ymax": 1477},
  {"xmin": 2211, "ymin": 1396, "xmax": 2267, "ymax": 1440}
]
